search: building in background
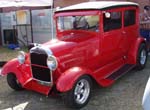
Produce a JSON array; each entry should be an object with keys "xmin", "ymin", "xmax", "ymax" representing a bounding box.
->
[
  {"xmin": 0, "ymin": 9, "xmax": 53, "ymax": 46},
  {"xmin": 0, "ymin": 0, "xmax": 150, "ymax": 46},
  {"xmin": 54, "ymin": 0, "xmax": 150, "ymax": 12}
]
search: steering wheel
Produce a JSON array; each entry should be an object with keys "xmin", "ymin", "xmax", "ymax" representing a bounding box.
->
[{"xmin": 73, "ymin": 16, "xmax": 89, "ymax": 30}]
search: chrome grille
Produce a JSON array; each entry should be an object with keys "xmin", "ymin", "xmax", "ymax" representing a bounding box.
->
[{"xmin": 30, "ymin": 47, "xmax": 51, "ymax": 82}]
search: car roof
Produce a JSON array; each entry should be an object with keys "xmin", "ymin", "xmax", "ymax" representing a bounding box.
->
[{"xmin": 55, "ymin": 1, "xmax": 138, "ymax": 12}]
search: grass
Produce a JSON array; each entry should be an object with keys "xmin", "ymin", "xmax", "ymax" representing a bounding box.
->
[{"xmin": 0, "ymin": 46, "xmax": 28, "ymax": 61}]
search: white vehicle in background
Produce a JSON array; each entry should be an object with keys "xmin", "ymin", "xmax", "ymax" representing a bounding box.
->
[{"xmin": 142, "ymin": 77, "xmax": 150, "ymax": 110}]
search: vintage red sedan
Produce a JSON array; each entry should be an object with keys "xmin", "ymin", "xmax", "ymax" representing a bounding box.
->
[{"xmin": 0, "ymin": 1, "xmax": 148, "ymax": 108}]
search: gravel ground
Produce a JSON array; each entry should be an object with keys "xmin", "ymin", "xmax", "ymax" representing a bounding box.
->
[{"xmin": 0, "ymin": 56, "xmax": 149, "ymax": 110}]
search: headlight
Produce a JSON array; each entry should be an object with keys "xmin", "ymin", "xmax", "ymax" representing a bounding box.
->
[
  {"xmin": 47, "ymin": 55, "xmax": 58, "ymax": 70},
  {"xmin": 17, "ymin": 51, "xmax": 25, "ymax": 64}
]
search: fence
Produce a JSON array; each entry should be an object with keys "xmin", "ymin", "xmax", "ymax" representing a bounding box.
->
[{"xmin": 140, "ymin": 21, "xmax": 150, "ymax": 29}]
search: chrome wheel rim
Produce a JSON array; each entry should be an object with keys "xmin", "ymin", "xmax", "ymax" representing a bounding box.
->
[
  {"xmin": 16, "ymin": 79, "xmax": 19, "ymax": 85},
  {"xmin": 74, "ymin": 79, "xmax": 90, "ymax": 104},
  {"xmin": 140, "ymin": 49, "xmax": 147, "ymax": 65},
  {"xmin": 15, "ymin": 77, "xmax": 21, "ymax": 87}
]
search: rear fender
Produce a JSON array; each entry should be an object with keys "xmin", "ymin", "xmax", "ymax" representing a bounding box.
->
[
  {"xmin": 127, "ymin": 37, "xmax": 146, "ymax": 64},
  {"xmin": 56, "ymin": 67, "xmax": 92, "ymax": 92}
]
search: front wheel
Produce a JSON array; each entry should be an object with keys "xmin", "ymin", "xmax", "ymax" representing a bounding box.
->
[
  {"xmin": 136, "ymin": 43, "xmax": 148, "ymax": 70},
  {"xmin": 62, "ymin": 75, "xmax": 92, "ymax": 108},
  {"xmin": 7, "ymin": 73, "xmax": 24, "ymax": 91}
]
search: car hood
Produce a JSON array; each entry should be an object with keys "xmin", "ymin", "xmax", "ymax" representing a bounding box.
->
[
  {"xmin": 42, "ymin": 39, "xmax": 77, "ymax": 56},
  {"xmin": 42, "ymin": 31, "xmax": 96, "ymax": 56}
]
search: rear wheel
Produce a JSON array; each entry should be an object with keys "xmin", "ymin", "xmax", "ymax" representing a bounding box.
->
[
  {"xmin": 62, "ymin": 75, "xmax": 92, "ymax": 108},
  {"xmin": 136, "ymin": 43, "xmax": 148, "ymax": 70},
  {"xmin": 7, "ymin": 73, "xmax": 23, "ymax": 91}
]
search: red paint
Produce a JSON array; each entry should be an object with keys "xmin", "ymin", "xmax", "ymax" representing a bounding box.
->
[
  {"xmin": 1, "ymin": 4, "xmax": 145, "ymax": 95},
  {"xmin": 127, "ymin": 37, "xmax": 146, "ymax": 64},
  {"xmin": 56, "ymin": 67, "xmax": 92, "ymax": 92}
]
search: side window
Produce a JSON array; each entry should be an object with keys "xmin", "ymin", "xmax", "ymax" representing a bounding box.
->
[
  {"xmin": 124, "ymin": 10, "xmax": 136, "ymax": 27},
  {"xmin": 103, "ymin": 11, "xmax": 122, "ymax": 32}
]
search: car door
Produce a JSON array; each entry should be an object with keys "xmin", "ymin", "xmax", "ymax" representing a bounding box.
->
[
  {"xmin": 100, "ymin": 9, "xmax": 124, "ymax": 65},
  {"xmin": 122, "ymin": 8, "xmax": 137, "ymax": 55}
]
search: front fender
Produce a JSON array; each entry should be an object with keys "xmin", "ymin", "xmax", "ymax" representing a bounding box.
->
[
  {"xmin": 1, "ymin": 58, "xmax": 32, "ymax": 86},
  {"xmin": 56, "ymin": 67, "xmax": 92, "ymax": 92},
  {"xmin": 127, "ymin": 37, "xmax": 146, "ymax": 64},
  {"xmin": 1, "ymin": 58, "xmax": 19, "ymax": 76}
]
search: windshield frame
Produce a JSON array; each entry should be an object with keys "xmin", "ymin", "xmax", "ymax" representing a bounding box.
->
[{"xmin": 55, "ymin": 10, "xmax": 100, "ymax": 34}]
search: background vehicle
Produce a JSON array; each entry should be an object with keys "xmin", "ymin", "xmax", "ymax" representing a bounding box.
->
[
  {"xmin": 142, "ymin": 77, "xmax": 150, "ymax": 110},
  {"xmin": 0, "ymin": 1, "xmax": 148, "ymax": 108}
]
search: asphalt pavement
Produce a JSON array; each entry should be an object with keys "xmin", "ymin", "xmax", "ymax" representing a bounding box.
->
[
  {"xmin": 1, "ymin": 67, "xmax": 149, "ymax": 110},
  {"xmin": 0, "ymin": 55, "xmax": 149, "ymax": 110}
]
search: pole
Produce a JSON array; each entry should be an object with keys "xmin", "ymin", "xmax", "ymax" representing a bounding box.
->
[
  {"xmin": 51, "ymin": 0, "xmax": 54, "ymax": 39},
  {"xmin": 30, "ymin": 10, "xmax": 34, "ymax": 43},
  {"xmin": 15, "ymin": 11, "xmax": 18, "ymax": 44},
  {"xmin": 0, "ymin": 13, "xmax": 2, "ymax": 45}
]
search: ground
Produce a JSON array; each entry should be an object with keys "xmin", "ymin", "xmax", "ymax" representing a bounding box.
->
[{"xmin": 0, "ymin": 56, "xmax": 149, "ymax": 110}]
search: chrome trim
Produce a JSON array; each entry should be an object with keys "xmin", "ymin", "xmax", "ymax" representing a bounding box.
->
[
  {"xmin": 140, "ymin": 49, "xmax": 147, "ymax": 65},
  {"xmin": 34, "ymin": 43, "xmax": 41, "ymax": 47},
  {"xmin": 33, "ymin": 71, "xmax": 53, "ymax": 87},
  {"xmin": 74, "ymin": 79, "xmax": 90, "ymax": 104},
  {"xmin": 29, "ymin": 45, "xmax": 54, "ymax": 86},
  {"xmin": 31, "ymin": 70, "xmax": 53, "ymax": 87},
  {"xmin": 33, "ymin": 70, "xmax": 53, "ymax": 87},
  {"xmin": 18, "ymin": 51, "xmax": 26, "ymax": 64},
  {"xmin": 30, "ymin": 45, "xmax": 53, "ymax": 56},
  {"xmin": 47, "ymin": 55, "xmax": 58, "ymax": 70}
]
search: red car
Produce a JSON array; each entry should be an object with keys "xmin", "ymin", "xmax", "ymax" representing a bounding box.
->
[{"xmin": 0, "ymin": 1, "xmax": 148, "ymax": 108}]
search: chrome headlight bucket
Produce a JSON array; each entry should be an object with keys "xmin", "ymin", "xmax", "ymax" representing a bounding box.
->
[
  {"xmin": 47, "ymin": 55, "xmax": 58, "ymax": 70},
  {"xmin": 17, "ymin": 51, "xmax": 25, "ymax": 64}
]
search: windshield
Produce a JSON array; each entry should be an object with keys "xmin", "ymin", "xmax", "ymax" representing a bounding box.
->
[{"xmin": 57, "ymin": 15, "xmax": 99, "ymax": 32}]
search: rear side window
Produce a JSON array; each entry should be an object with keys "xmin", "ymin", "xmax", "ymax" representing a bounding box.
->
[
  {"xmin": 124, "ymin": 10, "xmax": 136, "ymax": 27},
  {"xmin": 103, "ymin": 11, "xmax": 122, "ymax": 32}
]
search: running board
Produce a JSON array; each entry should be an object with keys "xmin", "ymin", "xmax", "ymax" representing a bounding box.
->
[{"xmin": 106, "ymin": 64, "xmax": 135, "ymax": 80}]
